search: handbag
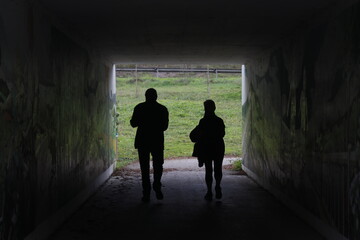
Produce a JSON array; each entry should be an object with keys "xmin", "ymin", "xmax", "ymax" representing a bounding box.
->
[
  {"xmin": 190, "ymin": 125, "xmax": 200, "ymax": 157},
  {"xmin": 189, "ymin": 125, "xmax": 200, "ymax": 143}
]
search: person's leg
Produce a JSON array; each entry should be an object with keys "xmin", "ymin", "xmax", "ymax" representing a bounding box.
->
[
  {"xmin": 204, "ymin": 159, "xmax": 213, "ymax": 200},
  {"xmin": 214, "ymin": 157, "xmax": 223, "ymax": 199},
  {"xmin": 138, "ymin": 149, "xmax": 151, "ymax": 202},
  {"xmin": 151, "ymin": 148, "xmax": 164, "ymax": 199}
]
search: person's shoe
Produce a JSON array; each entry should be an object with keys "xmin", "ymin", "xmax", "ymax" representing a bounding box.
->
[
  {"xmin": 141, "ymin": 194, "xmax": 150, "ymax": 202},
  {"xmin": 204, "ymin": 192, "xmax": 213, "ymax": 201},
  {"xmin": 215, "ymin": 187, "xmax": 222, "ymax": 199},
  {"xmin": 153, "ymin": 184, "xmax": 164, "ymax": 200},
  {"xmin": 154, "ymin": 189, "xmax": 164, "ymax": 200}
]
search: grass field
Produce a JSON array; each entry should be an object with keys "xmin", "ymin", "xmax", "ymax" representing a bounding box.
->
[{"xmin": 115, "ymin": 68, "xmax": 242, "ymax": 167}]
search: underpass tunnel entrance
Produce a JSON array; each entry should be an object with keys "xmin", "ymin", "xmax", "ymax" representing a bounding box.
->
[
  {"xmin": 114, "ymin": 63, "xmax": 244, "ymax": 169},
  {"xmin": 1, "ymin": 0, "xmax": 360, "ymax": 239}
]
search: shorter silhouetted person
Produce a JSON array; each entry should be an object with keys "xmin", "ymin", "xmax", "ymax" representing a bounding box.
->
[
  {"xmin": 190, "ymin": 100, "xmax": 225, "ymax": 201},
  {"xmin": 130, "ymin": 88, "xmax": 169, "ymax": 202}
]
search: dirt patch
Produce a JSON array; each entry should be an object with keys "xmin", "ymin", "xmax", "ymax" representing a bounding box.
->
[
  {"xmin": 112, "ymin": 156, "xmax": 245, "ymax": 177},
  {"xmin": 112, "ymin": 165, "xmax": 246, "ymax": 177},
  {"xmin": 112, "ymin": 168, "xmax": 141, "ymax": 177},
  {"xmin": 165, "ymin": 155, "xmax": 240, "ymax": 161},
  {"xmin": 165, "ymin": 156, "xmax": 197, "ymax": 160},
  {"xmin": 112, "ymin": 167, "xmax": 182, "ymax": 177}
]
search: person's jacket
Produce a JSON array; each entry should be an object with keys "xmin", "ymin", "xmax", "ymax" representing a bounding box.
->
[
  {"xmin": 130, "ymin": 101, "xmax": 169, "ymax": 150},
  {"xmin": 190, "ymin": 113, "xmax": 225, "ymax": 158}
]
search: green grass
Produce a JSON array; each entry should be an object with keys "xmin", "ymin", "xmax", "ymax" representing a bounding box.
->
[
  {"xmin": 231, "ymin": 159, "xmax": 243, "ymax": 171},
  {"xmin": 115, "ymin": 158, "xmax": 134, "ymax": 169},
  {"xmin": 115, "ymin": 71, "xmax": 242, "ymax": 166}
]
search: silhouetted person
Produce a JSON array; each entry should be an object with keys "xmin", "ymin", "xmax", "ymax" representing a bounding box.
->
[
  {"xmin": 130, "ymin": 88, "xmax": 169, "ymax": 202},
  {"xmin": 190, "ymin": 100, "xmax": 225, "ymax": 201}
]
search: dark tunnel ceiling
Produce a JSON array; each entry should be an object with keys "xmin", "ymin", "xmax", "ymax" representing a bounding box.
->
[{"xmin": 41, "ymin": 0, "xmax": 340, "ymax": 64}]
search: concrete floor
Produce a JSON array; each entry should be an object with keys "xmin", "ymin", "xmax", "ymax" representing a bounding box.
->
[{"xmin": 50, "ymin": 158, "xmax": 325, "ymax": 240}]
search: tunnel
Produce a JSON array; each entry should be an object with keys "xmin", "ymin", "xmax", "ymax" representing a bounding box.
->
[{"xmin": 0, "ymin": 0, "xmax": 360, "ymax": 239}]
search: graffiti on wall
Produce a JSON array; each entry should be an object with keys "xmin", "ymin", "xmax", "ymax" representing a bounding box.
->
[
  {"xmin": 243, "ymin": 3, "xmax": 360, "ymax": 239},
  {"xmin": 0, "ymin": 15, "xmax": 116, "ymax": 239}
]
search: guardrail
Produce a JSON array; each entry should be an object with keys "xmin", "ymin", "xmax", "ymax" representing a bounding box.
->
[{"xmin": 116, "ymin": 67, "xmax": 241, "ymax": 74}]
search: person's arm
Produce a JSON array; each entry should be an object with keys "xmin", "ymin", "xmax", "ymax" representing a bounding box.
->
[
  {"xmin": 162, "ymin": 107, "xmax": 169, "ymax": 131},
  {"xmin": 220, "ymin": 119, "xmax": 225, "ymax": 138},
  {"xmin": 130, "ymin": 105, "xmax": 139, "ymax": 128},
  {"xmin": 214, "ymin": 118, "xmax": 225, "ymax": 138}
]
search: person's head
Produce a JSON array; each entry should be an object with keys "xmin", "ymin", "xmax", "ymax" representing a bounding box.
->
[
  {"xmin": 145, "ymin": 88, "xmax": 157, "ymax": 102},
  {"xmin": 204, "ymin": 99, "xmax": 216, "ymax": 113}
]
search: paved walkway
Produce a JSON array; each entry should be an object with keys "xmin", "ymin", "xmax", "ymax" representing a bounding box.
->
[{"xmin": 50, "ymin": 158, "xmax": 325, "ymax": 240}]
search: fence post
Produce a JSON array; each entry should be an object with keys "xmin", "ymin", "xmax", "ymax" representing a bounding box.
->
[
  {"xmin": 135, "ymin": 64, "xmax": 138, "ymax": 97},
  {"xmin": 207, "ymin": 64, "xmax": 210, "ymax": 97}
]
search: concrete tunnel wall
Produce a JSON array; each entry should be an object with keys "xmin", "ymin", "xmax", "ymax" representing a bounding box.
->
[
  {"xmin": 242, "ymin": 2, "xmax": 360, "ymax": 239},
  {"xmin": 0, "ymin": 0, "xmax": 117, "ymax": 239}
]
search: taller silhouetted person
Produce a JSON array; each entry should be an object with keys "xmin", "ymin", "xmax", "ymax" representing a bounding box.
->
[
  {"xmin": 130, "ymin": 88, "xmax": 169, "ymax": 202},
  {"xmin": 191, "ymin": 100, "xmax": 225, "ymax": 201}
]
